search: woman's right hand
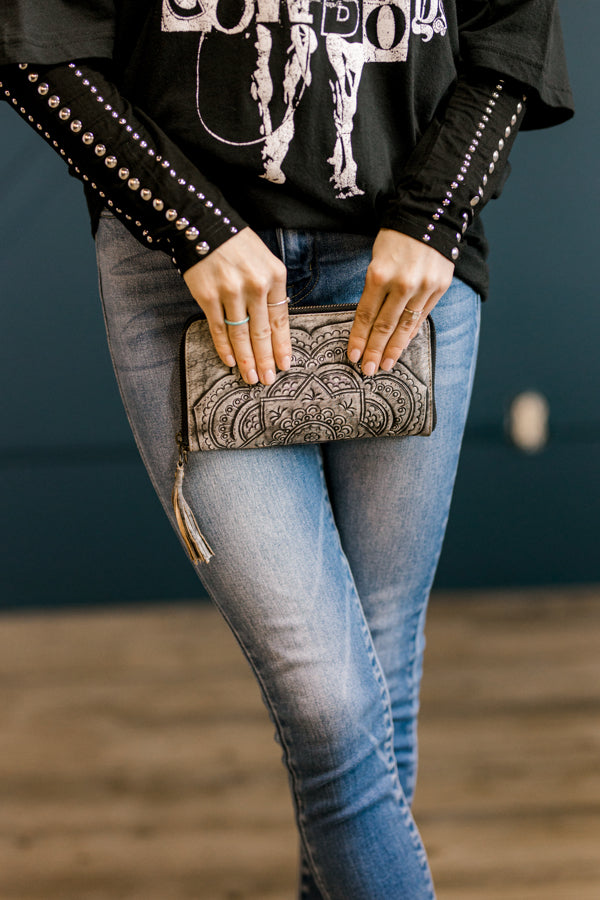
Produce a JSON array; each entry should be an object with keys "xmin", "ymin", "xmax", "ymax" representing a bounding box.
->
[{"xmin": 183, "ymin": 228, "xmax": 291, "ymax": 386}]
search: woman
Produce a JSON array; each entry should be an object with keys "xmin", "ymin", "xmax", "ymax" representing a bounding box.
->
[{"xmin": 1, "ymin": 2, "xmax": 573, "ymax": 896}]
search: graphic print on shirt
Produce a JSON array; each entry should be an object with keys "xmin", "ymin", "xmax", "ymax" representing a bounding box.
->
[{"xmin": 162, "ymin": 0, "xmax": 447, "ymax": 198}]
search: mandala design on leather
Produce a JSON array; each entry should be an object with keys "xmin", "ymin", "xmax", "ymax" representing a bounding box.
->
[{"xmin": 189, "ymin": 318, "xmax": 430, "ymax": 450}]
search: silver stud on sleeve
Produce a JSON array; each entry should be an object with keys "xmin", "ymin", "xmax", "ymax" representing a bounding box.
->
[
  {"xmin": 451, "ymin": 248, "xmax": 459, "ymax": 260},
  {"xmin": 12, "ymin": 62, "xmax": 234, "ymax": 253}
]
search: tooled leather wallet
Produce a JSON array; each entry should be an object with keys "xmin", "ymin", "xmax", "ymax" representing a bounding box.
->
[{"xmin": 179, "ymin": 304, "xmax": 436, "ymax": 452}]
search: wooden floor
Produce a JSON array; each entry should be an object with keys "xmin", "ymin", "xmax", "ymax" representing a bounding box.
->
[{"xmin": 1, "ymin": 587, "xmax": 599, "ymax": 900}]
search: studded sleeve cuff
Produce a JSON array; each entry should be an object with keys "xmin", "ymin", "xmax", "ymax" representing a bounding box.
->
[
  {"xmin": 381, "ymin": 72, "xmax": 527, "ymax": 265},
  {"xmin": 0, "ymin": 61, "xmax": 248, "ymax": 271}
]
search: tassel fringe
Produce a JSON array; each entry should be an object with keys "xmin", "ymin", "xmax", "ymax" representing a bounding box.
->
[{"xmin": 171, "ymin": 462, "xmax": 214, "ymax": 564}]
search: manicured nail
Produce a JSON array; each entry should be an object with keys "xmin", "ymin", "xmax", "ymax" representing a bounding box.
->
[
  {"xmin": 362, "ymin": 361, "xmax": 376, "ymax": 377},
  {"xmin": 247, "ymin": 368, "xmax": 258, "ymax": 384},
  {"xmin": 381, "ymin": 358, "xmax": 395, "ymax": 371},
  {"xmin": 225, "ymin": 354, "xmax": 235, "ymax": 367},
  {"xmin": 348, "ymin": 348, "xmax": 361, "ymax": 363},
  {"xmin": 281, "ymin": 355, "xmax": 291, "ymax": 370},
  {"xmin": 263, "ymin": 369, "xmax": 276, "ymax": 385}
]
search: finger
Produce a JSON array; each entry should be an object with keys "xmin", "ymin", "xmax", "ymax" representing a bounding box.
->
[
  {"xmin": 406, "ymin": 304, "xmax": 432, "ymax": 344},
  {"xmin": 266, "ymin": 294, "xmax": 292, "ymax": 372},
  {"xmin": 347, "ymin": 264, "xmax": 388, "ymax": 364},
  {"xmin": 246, "ymin": 298, "xmax": 278, "ymax": 385},
  {"xmin": 243, "ymin": 263, "xmax": 288, "ymax": 385},
  {"xmin": 202, "ymin": 298, "xmax": 237, "ymax": 368},
  {"xmin": 380, "ymin": 294, "xmax": 438, "ymax": 371},
  {"xmin": 359, "ymin": 286, "xmax": 430, "ymax": 374},
  {"xmin": 223, "ymin": 309, "xmax": 259, "ymax": 385},
  {"xmin": 405, "ymin": 286, "xmax": 446, "ymax": 345}
]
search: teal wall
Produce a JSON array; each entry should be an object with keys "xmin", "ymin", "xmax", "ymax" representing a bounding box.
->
[{"xmin": 1, "ymin": 1, "xmax": 597, "ymax": 608}]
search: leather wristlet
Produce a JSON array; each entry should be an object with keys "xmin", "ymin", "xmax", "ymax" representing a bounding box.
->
[{"xmin": 172, "ymin": 305, "xmax": 436, "ymax": 563}]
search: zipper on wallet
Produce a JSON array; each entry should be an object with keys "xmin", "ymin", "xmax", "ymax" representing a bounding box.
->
[{"xmin": 177, "ymin": 308, "xmax": 437, "ymax": 445}]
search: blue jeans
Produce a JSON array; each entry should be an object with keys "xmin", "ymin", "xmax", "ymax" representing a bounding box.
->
[{"xmin": 96, "ymin": 214, "xmax": 480, "ymax": 900}]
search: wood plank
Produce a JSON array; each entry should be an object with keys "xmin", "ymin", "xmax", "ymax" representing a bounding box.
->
[{"xmin": 0, "ymin": 588, "xmax": 598, "ymax": 899}]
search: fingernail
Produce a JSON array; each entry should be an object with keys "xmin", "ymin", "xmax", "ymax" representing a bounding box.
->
[
  {"xmin": 362, "ymin": 361, "xmax": 376, "ymax": 377},
  {"xmin": 225, "ymin": 354, "xmax": 235, "ymax": 367},
  {"xmin": 247, "ymin": 369, "xmax": 258, "ymax": 384},
  {"xmin": 281, "ymin": 355, "xmax": 291, "ymax": 370},
  {"xmin": 381, "ymin": 358, "xmax": 395, "ymax": 371},
  {"xmin": 348, "ymin": 348, "xmax": 361, "ymax": 364},
  {"xmin": 263, "ymin": 369, "xmax": 276, "ymax": 385}
]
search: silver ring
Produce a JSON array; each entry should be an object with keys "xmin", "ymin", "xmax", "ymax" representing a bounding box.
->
[
  {"xmin": 224, "ymin": 315, "xmax": 250, "ymax": 326},
  {"xmin": 267, "ymin": 296, "xmax": 291, "ymax": 308},
  {"xmin": 403, "ymin": 307, "xmax": 421, "ymax": 320}
]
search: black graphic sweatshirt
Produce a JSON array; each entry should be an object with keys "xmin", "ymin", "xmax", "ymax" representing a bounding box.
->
[{"xmin": 0, "ymin": 0, "xmax": 573, "ymax": 298}]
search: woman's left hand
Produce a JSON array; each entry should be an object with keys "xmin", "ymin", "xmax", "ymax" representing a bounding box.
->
[{"xmin": 347, "ymin": 228, "xmax": 455, "ymax": 374}]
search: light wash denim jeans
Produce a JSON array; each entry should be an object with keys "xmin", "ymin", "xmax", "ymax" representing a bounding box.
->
[{"xmin": 95, "ymin": 212, "xmax": 480, "ymax": 900}]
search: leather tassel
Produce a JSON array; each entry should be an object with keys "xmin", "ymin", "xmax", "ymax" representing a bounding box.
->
[{"xmin": 171, "ymin": 462, "xmax": 214, "ymax": 564}]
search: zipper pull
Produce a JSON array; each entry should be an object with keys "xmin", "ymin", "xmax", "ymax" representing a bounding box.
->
[{"xmin": 171, "ymin": 433, "xmax": 214, "ymax": 564}]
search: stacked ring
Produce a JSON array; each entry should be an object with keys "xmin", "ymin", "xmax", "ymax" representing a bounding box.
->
[
  {"xmin": 224, "ymin": 315, "xmax": 250, "ymax": 326},
  {"xmin": 404, "ymin": 307, "xmax": 421, "ymax": 320}
]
